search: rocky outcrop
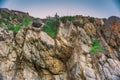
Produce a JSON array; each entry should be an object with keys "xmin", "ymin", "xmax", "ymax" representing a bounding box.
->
[
  {"xmin": 0, "ymin": 8, "xmax": 33, "ymax": 29},
  {"xmin": 0, "ymin": 25, "xmax": 73, "ymax": 80},
  {"xmin": 0, "ymin": 9, "xmax": 120, "ymax": 80}
]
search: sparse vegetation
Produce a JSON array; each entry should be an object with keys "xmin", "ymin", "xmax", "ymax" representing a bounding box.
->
[
  {"xmin": 89, "ymin": 17, "xmax": 95, "ymax": 23},
  {"xmin": 103, "ymin": 18, "xmax": 107, "ymax": 23},
  {"xmin": 1, "ymin": 13, "xmax": 10, "ymax": 19},
  {"xmin": 7, "ymin": 23, "xmax": 20, "ymax": 32},
  {"xmin": 0, "ymin": 18, "xmax": 8, "ymax": 24},
  {"xmin": 22, "ymin": 18, "xmax": 32, "ymax": 26},
  {"xmin": 73, "ymin": 21, "xmax": 85, "ymax": 27},
  {"xmin": 0, "ymin": 10, "xmax": 33, "ymax": 32},
  {"xmin": 90, "ymin": 39, "xmax": 103, "ymax": 55},
  {"xmin": 60, "ymin": 16, "xmax": 75, "ymax": 22},
  {"xmin": 43, "ymin": 19, "xmax": 59, "ymax": 38},
  {"xmin": 0, "ymin": 19, "xmax": 4, "ymax": 23},
  {"xmin": 6, "ymin": 18, "xmax": 32, "ymax": 32}
]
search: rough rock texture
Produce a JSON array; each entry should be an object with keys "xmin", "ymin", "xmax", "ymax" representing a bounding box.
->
[
  {"xmin": 0, "ymin": 8, "xmax": 32, "ymax": 28},
  {"xmin": 0, "ymin": 12, "xmax": 120, "ymax": 80}
]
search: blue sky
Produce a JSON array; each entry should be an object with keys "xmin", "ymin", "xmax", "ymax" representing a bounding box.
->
[{"xmin": 0, "ymin": 0, "xmax": 120, "ymax": 18}]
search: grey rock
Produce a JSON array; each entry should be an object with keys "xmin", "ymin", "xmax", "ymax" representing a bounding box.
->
[
  {"xmin": 32, "ymin": 18, "xmax": 43, "ymax": 28},
  {"xmin": 85, "ymin": 67, "xmax": 96, "ymax": 79},
  {"xmin": 110, "ymin": 75, "xmax": 120, "ymax": 80},
  {"xmin": 105, "ymin": 16, "xmax": 120, "ymax": 27}
]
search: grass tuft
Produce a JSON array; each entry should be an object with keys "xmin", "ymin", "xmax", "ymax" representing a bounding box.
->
[{"xmin": 90, "ymin": 39, "xmax": 103, "ymax": 55}]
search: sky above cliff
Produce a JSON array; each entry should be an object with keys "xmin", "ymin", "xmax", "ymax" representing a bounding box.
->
[{"xmin": 0, "ymin": 0, "xmax": 120, "ymax": 18}]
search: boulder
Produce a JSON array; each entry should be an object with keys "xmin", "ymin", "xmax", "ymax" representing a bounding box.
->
[{"xmin": 32, "ymin": 18, "xmax": 43, "ymax": 28}]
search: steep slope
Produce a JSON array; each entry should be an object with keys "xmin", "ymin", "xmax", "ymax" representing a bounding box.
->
[{"xmin": 0, "ymin": 9, "xmax": 120, "ymax": 80}]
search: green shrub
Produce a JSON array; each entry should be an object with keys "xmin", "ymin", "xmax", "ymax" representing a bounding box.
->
[
  {"xmin": 22, "ymin": 18, "xmax": 31, "ymax": 26},
  {"xmin": 6, "ymin": 18, "xmax": 32, "ymax": 32},
  {"xmin": 0, "ymin": 24, "xmax": 2, "ymax": 27},
  {"xmin": 0, "ymin": 18, "xmax": 8, "ymax": 24},
  {"xmin": 90, "ymin": 39, "xmax": 103, "ymax": 55},
  {"xmin": 103, "ymin": 18, "xmax": 107, "ymax": 23},
  {"xmin": 0, "ymin": 12, "xmax": 32, "ymax": 32},
  {"xmin": 13, "ymin": 24, "xmax": 21, "ymax": 32},
  {"xmin": 7, "ymin": 23, "xmax": 21, "ymax": 32},
  {"xmin": 2, "ymin": 13, "xmax": 10, "ymax": 19},
  {"xmin": 43, "ymin": 19, "xmax": 59, "ymax": 38},
  {"xmin": 60, "ymin": 16, "xmax": 75, "ymax": 22},
  {"xmin": 7, "ymin": 23, "xmax": 14, "ymax": 30},
  {"xmin": 46, "ymin": 19, "xmax": 59, "ymax": 27},
  {"xmin": 0, "ymin": 19, "xmax": 4, "ymax": 23},
  {"xmin": 89, "ymin": 17, "xmax": 95, "ymax": 23},
  {"xmin": 43, "ymin": 25, "xmax": 56, "ymax": 38},
  {"xmin": 12, "ymin": 15, "xmax": 22, "ymax": 19}
]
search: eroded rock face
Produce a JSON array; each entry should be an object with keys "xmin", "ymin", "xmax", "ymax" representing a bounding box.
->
[
  {"xmin": 101, "ymin": 16, "xmax": 120, "ymax": 60},
  {"xmin": 0, "ymin": 16, "xmax": 120, "ymax": 80}
]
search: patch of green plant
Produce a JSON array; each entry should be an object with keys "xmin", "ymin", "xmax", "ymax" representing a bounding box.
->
[
  {"xmin": 60, "ymin": 16, "xmax": 75, "ymax": 22},
  {"xmin": 89, "ymin": 17, "xmax": 95, "ymax": 23},
  {"xmin": 0, "ymin": 19, "xmax": 4, "ymax": 23},
  {"xmin": 90, "ymin": 39, "xmax": 103, "ymax": 55},
  {"xmin": 12, "ymin": 15, "xmax": 22, "ymax": 19},
  {"xmin": 43, "ymin": 19, "xmax": 59, "ymax": 38},
  {"xmin": 43, "ymin": 25, "xmax": 56, "ymax": 38},
  {"xmin": 22, "ymin": 18, "xmax": 32, "ymax": 26},
  {"xmin": 103, "ymin": 18, "xmax": 107, "ymax": 23},
  {"xmin": 6, "ymin": 18, "xmax": 32, "ymax": 32},
  {"xmin": 7, "ymin": 23, "xmax": 16, "ymax": 32},
  {"xmin": 7, "ymin": 23, "xmax": 14, "ymax": 30},
  {"xmin": 0, "ymin": 12, "xmax": 33, "ymax": 32},
  {"xmin": 7, "ymin": 23, "xmax": 22, "ymax": 32},
  {"xmin": 13, "ymin": 24, "xmax": 21, "ymax": 32},
  {"xmin": 1, "ymin": 13, "xmax": 10, "ymax": 19},
  {"xmin": 0, "ymin": 18, "xmax": 8, "ymax": 24},
  {"xmin": 0, "ymin": 24, "xmax": 3, "ymax": 27}
]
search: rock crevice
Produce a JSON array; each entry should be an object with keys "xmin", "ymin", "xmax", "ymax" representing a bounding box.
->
[{"xmin": 0, "ymin": 12, "xmax": 120, "ymax": 80}]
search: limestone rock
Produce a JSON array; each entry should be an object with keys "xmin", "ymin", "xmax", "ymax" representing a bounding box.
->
[{"xmin": 0, "ymin": 12, "xmax": 120, "ymax": 80}]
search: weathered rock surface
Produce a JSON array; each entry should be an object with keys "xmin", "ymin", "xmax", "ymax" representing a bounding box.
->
[{"xmin": 0, "ymin": 10, "xmax": 120, "ymax": 80}]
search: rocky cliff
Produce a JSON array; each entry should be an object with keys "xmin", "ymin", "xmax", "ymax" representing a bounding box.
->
[{"xmin": 0, "ymin": 8, "xmax": 120, "ymax": 80}]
